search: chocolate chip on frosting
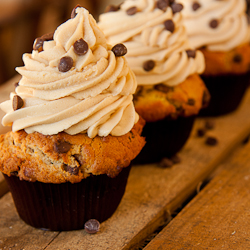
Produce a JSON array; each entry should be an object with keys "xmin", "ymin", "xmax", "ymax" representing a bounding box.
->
[
  {"xmin": 192, "ymin": 2, "xmax": 201, "ymax": 11},
  {"xmin": 126, "ymin": 6, "xmax": 138, "ymax": 15},
  {"xmin": 233, "ymin": 54, "xmax": 242, "ymax": 63},
  {"xmin": 13, "ymin": 95, "xmax": 24, "ymax": 111},
  {"xmin": 209, "ymin": 19, "xmax": 219, "ymax": 28},
  {"xmin": 143, "ymin": 60, "xmax": 155, "ymax": 71},
  {"xmin": 54, "ymin": 141, "xmax": 72, "ymax": 154},
  {"xmin": 71, "ymin": 4, "xmax": 81, "ymax": 18},
  {"xmin": 111, "ymin": 44, "xmax": 127, "ymax": 57},
  {"xmin": 84, "ymin": 219, "xmax": 100, "ymax": 234},
  {"xmin": 164, "ymin": 19, "xmax": 175, "ymax": 32},
  {"xmin": 33, "ymin": 32, "xmax": 54, "ymax": 51},
  {"xmin": 171, "ymin": 3, "xmax": 183, "ymax": 14},
  {"xmin": 73, "ymin": 39, "xmax": 89, "ymax": 55},
  {"xmin": 58, "ymin": 56, "xmax": 73, "ymax": 72},
  {"xmin": 33, "ymin": 38, "xmax": 44, "ymax": 51},
  {"xmin": 156, "ymin": 0, "xmax": 170, "ymax": 11},
  {"xmin": 105, "ymin": 4, "xmax": 120, "ymax": 12},
  {"xmin": 186, "ymin": 50, "xmax": 196, "ymax": 58}
]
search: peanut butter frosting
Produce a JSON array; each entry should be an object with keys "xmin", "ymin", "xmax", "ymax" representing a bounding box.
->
[
  {"xmin": 98, "ymin": 0, "xmax": 205, "ymax": 86},
  {"xmin": 178, "ymin": 0, "xmax": 250, "ymax": 51},
  {"xmin": 0, "ymin": 7, "xmax": 139, "ymax": 138}
]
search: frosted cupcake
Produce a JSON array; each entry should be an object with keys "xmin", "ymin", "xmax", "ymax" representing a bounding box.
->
[
  {"xmin": 98, "ymin": 0, "xmax": 209, "ymax": 163},
  {"xmin": 179, "ymin": 0, "xmax": 250, "ymax": 116},
  {"xmin": 0, "ymin": 6, "xmax": 145, "ymax": 231}
]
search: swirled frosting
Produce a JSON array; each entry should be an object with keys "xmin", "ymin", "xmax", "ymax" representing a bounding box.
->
[
  {"xmin": 0, "ymin": 7, "xmax": 139, "ymax": 138},
  {"xmin": 178, "ymin": 0, "xmax": 250, "ymax": 51},
  {"xmin": 98, "ymin": 0, "xmax": 205, "ymax": 86}
]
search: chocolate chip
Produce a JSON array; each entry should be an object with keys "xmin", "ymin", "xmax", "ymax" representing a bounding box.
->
[
  {"xmin": 186, "ymin": 50, "xmax": 196, "ymax": 58},
  {"xmin": 154, "ymin": 83, "xmax": 170, "ymax": 93},
  {"xmin": 73, "ymin": 154, "xmax": 84, "ymax": 165},
  {"xmin": 58, "ymin": 56, "xmax": 73, "ymax": 72},
  {"xmin": 10, "ymin": 171, "xmax": 18, "ymax": 176},
  {"xmin": 111, "ymin": 44, "xmax": 127, "ymax": 57},
  {"xmin": 164, "ymin": 19, "xmax": 175, "ymax": 32},
  {"xmin": 73, "ymin": 39, "xmax": 89, "ymax": 55},
  {"xmin": 205, "ymin": 136, "xmax": 218, "ymax": 146},
  {"xmin": 242, "ymin": 134, "xmax": 250, "ymax": 145},
  {"xmin": 143, "ymin": 60, "xmax": 155, "ymax": 71},
  {"xmin": 126, "ymin": 6, "xmax": 137, "ymax": 15},
  {"xmin": 14, "ymin": 82, "xmax": 19, "ymax": 88},
  {"xmin": 33, "ymin": 38, "xmax": 44, "ymax": 51},
  {"xmin": 54, "ymin": 141, "xmax": 71, "ymax": 153},
  {"xmin": 156, "ymin": 0, "xmax": 170, "ymax": 11},
  {"xmin": 71, "ymin": 4, "xmax": 81, "ymax": 19},
  {"xmin": 41, "ymin": 32, "xmax": 54, "ymax": 41},
  {"xmin": 209, "ymin": 19, "xmax": 219, "ymax": 28},
  {"xmin": 187, "ymin": 98, "xmax": 195, "ymax": 106},
  {"xmin": 205, "ymin": 120, "xmax": 215, "ymax": 130},
  {"xmin": 62, "ymin": 164, "xmax": 79, "ymax": 175},
  {"xmin": 159, "ymin": 158, "xmax": 174, "ymax": 168},
  {"xmin": 105, "ymin": 4, "xmax": 120, "ymax": 12},
  {"xmin": 233, "ymin": 54, "xmax": 242, "ymax": 63},
  {"xmin": 197, "ymin": 128, "xmax": 206, "ymax": 137},
  {"xmin": 33, "ymin": 32, "xmax": 54, "ymax": 51},
  {"xmin": 13, "ymin": 95, "xmax": 24, "ymax": 111},
  {"xmin": 171, "ymin": 3, "xmax": 183, "ymax": 14},
  {"xmin": 192, "ymin": 2, "xmax": 201, "ymax": 11},
  {"xmin": 84, "ymin": 219, "xmax": 100, "ymax": 234},
  {"xmin": 170, "ymin": 154, "xmax": 181, "ymax": 164},
  {"xmin": 202, "ymin": 89, "xmax": 210, "ymax": 108}
]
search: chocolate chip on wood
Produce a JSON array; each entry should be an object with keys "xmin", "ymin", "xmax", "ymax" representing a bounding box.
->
[{"xmin": 84, "ymin": 219, "xmax": 100, "ymax": 234}]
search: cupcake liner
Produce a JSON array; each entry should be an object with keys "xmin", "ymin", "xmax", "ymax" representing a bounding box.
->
[
  {"xmin": 4, "ymin": 165, "xmax": 131, "ymax": 231},
  {"xmin": 199, "ymin": 72, "xmax": 250, "ymax": 116},
  {"xmin": 133, "ymin": 116, "xmax": 195, "ymax": 164}
]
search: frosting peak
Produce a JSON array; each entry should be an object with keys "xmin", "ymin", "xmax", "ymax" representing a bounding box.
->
[
  {"xmin": 0, "ymin": 7, "xmax": 139, "ymax": 138},
  {"xmin": 178, "ymin": 0, "xmax": 250, "ymax": 51},
  {"xmin": 98, "ymin": 0, "xmax": 205, "ymax": 86}
]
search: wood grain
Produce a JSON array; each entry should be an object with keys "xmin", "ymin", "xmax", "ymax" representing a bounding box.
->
[
  {"xmin": 0, "ymin": 86, "xmax": 250, "ymax": 249},
  {"xmin": 144, "ymin": 136, "xmax": 250, "ymax": 249}
]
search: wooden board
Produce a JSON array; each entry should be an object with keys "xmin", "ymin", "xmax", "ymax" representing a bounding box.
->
[
  {"xmin": 1, "ymin": 79, "xmax": 250, "ymax": 249},
  {"xmin": 144, "ymin": 137, "xmax": 250, "ymax": 249}
]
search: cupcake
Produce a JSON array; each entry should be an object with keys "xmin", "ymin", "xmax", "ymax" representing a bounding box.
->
[
  {"xmin": 179, "ymin": 0, "xmax": 250, "ymax": 116},
  {"xmin": 98, "ymin": 0, "xmax": 209, "ymax": 163},
  {"xmin": 0, "ymin": 6, "xmax": 145, "ymax": 231}
]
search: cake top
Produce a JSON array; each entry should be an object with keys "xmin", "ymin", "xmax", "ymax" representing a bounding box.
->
[
  {"xmin": 0, "ymin": 6, "xmax": 139, "ymax": 138},
  {"xmin": 178, "ymin": 0, "xmax": 250, "ymax": 51},
  {"xmin": 98, "ymin": 0, "xmax": 205, "ymax": 86}
]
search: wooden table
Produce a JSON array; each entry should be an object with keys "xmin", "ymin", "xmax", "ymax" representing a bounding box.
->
[{"xmin": 1, "ymin": 77, "xmax": 250, "ymax": 249}]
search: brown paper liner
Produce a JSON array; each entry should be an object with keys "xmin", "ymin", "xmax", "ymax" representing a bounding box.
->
[
  {"xmin": 199, "ymin": 72, "xmax": 250, "ymax": 116},
  {"xmin": 133, "ymin": 116, "xmax": 195, "ymax": 164},
  {"xmin": 3, "ymin": 165, "xmax": 131, "ymax": 231}
]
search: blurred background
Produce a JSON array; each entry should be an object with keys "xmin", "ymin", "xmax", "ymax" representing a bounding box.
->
[
  {"xmin": 0, "ymin": 0, "xmax": 248, "ymax": 85},
  {"xmin": 0, "ymin": 0, "xmax": 122, "ymax": 85}
]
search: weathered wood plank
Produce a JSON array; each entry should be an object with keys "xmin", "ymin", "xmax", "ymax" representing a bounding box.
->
[
  {"xmin": 0, "ymin": 83, "xmax": 250, "ymax": 249},
  {"xmin": 144, "ymin": 137, "xmax": 250, "ymax": 249},
  {"xmin": 0, "ymin": 193, "xmax": 59, "ymax": 250}
]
